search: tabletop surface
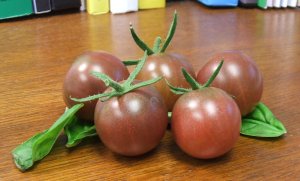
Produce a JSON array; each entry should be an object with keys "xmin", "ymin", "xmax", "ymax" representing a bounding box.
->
[{"xmin": 1, "ymin": 1, "xmax": 300, "ymax": 180}]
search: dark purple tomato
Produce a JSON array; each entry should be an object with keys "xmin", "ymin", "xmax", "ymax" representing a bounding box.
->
[
  {"xmin": 197, "ymin": 50, "xmax": 263, "ymax": 116},
  {"xmin": 136, "ymin": 53, "xmax": 196, "ymax": 111},
  {"xmin": 63, "ymin": 51, "xmax": 129, "ymax": 122},
  {"xmin": 172, "ymin": 87, "xmax": 241, "ymax": 159},
  {"xmin": 94, "ymin": 84, "xmax": 168, "ymax": 156}
]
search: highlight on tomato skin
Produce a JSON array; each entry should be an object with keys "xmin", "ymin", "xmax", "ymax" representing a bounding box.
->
[
  {"xmin": 63, "ymin": 51, "xmax": 130, "ymax": 122},
  {"xmin": 94, "ymin": 84, "xmax": 168, "ymax": 157},
  {"xmin": 136, "ymin": 52, "xmax": 196, "ymax": 112},
  {"xmin": 196, "ymin": 50, "xmax": 263, "ymax": 116},
  {"xmin": 171, "ymin": 87, "xmax": 241, "ymax": 159}
]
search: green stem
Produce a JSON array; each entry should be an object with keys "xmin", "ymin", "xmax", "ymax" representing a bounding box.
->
[
  {"xmin": 71, "ymin": 91, "xmax": 112, "ymax": 102},
  {"xmin": 99, "ymin": 91, "xmax": 122, "ymax": 102},
  {"xmin": 124, "ymin": 51, "xmax": 148, "ymax": 87},
  {"xmin": 72, "ymin": 51, "xmax": 162, "ymax": 103},
  {"xmin": 130, "ymin": 77, "xmax": 162, "ymax": 91},
  {"xmin": 91, "ymin": 71, "xmax": 124, "ymax": 92}
]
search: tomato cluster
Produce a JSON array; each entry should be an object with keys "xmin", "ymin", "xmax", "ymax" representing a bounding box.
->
[
  {"xmin": 62, "ymin": 11, "xmax": 263, "ymax": 160},
  {"xmin": 63, "ymin": 49, "xmax": 263, "ymax": 159}
]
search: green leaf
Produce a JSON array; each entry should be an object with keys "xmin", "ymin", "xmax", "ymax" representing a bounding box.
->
[
  {"xmin": 11, "ymin": 132, "xmax": 44, "ymax": 171},
  {"xmin": 12, "ymin": 104, "xmax": 83, "ymax": 171},
  {"xmin": 64, "ymin": 117, "xmax": 97, "ymax": 148},
  {"xmin": 160, "ymin": 11, "xmax": 178, "ymax": 53},
  {"xmin": 130, "ymin": 24, "xmax": 154, "ymax": 55},
  {"xmin": 241, "ymin": 102, "xmax": 287, "ymax": 137}
]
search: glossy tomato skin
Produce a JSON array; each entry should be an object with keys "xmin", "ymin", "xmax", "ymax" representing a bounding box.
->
[
  {"xmin": 136, "ymin": 53, "xmax": 196, "ymax": 111},
  {"xmin": 196, "ymin": 50, "xmax": 263, "ymax": 116},
  {"xmin": 94, "ymin": 85, "xmax": 168, "ymax": 156},
  {"xmin": 63, "ymin": 51, "xmax": 129, "ymax": 122},
  {"xmin": 172, "ymin": 87, "xmax": 241, "ymax": 159}
]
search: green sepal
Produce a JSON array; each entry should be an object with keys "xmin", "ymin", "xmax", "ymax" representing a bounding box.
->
[
  {"xmin": 182, "ymin": 69, "xmax": 201, "ymax": 90},
  {"xmin": 160, "ymin": 11, "xmax": 178, "ymax": 53},
  {"xmin": 165, "ymin": 79, "xmax": 191, "ymax": 95},
  {"xmin": 153, "ymin": 36, "xmax": 162, "ymax": 53},
  {"xmin": 166, "ymin": 60, "xmax": 224, "ymax": 97},
  {"xmin": 130, "ymin": 24, "xmax": 154, "ymax": 55},
  {"xmin": 202, "ymin": 60, "xmax": 224, "ymax": 88},
  {"xmin": 123, "ymin": 60, "xmax": 140, "ymax": 66}
]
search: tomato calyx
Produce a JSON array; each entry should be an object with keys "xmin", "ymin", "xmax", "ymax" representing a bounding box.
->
[
  {"xmin": 71, "ymin": 51, "xmax": 162, "ymax": 103},
  {"xmin": 123, "ymin": 11, "xmax": 177, "ymax": 66},
  {"xmin": 123, "ymin": 11, "xmax": 177, "ymax": 67},
  {"xmin": 167, "ymin": 60, "xmax": 224, "ymax": 94}
]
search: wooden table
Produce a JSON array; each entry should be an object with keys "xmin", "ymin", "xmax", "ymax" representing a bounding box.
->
[{"xmin": 1, "ymin": 1, "xmax": 300, "ymax": 180}]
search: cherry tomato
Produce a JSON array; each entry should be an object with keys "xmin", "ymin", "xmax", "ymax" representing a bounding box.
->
[
  {"xmin": 94, "ymin": 84, "xmax": 168, "ymax": 156},
  {"xmin": 197, "ymin": 50, "xmax": 263, "ymax": 116},
  {"xmin": 136, "ymin": 53, "xmax": 196, "ymax": 111},
  {"xmin": 172, "ymin": 87, "xmax": 241, "ymax": 159},
  {"xmin": 63, "ymin": 51, "xmax": 129, "ymax": 122}
]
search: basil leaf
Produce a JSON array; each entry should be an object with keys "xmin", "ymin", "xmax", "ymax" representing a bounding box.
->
[
  {"xmin": 12, "ymin": 104, "xmax": 83, "ymax": 171},
  {"xmin": 64, "ymin": 117, "xmax": 97, "ymax": 148},
  {"xmin": 241, "ymin": 102, "xmax": 287, "ymax": 137}
]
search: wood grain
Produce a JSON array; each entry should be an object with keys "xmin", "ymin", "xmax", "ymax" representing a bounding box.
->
[{"xmin": 1, "ymin": 1, "xmax": 300, "ymax": 180}]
